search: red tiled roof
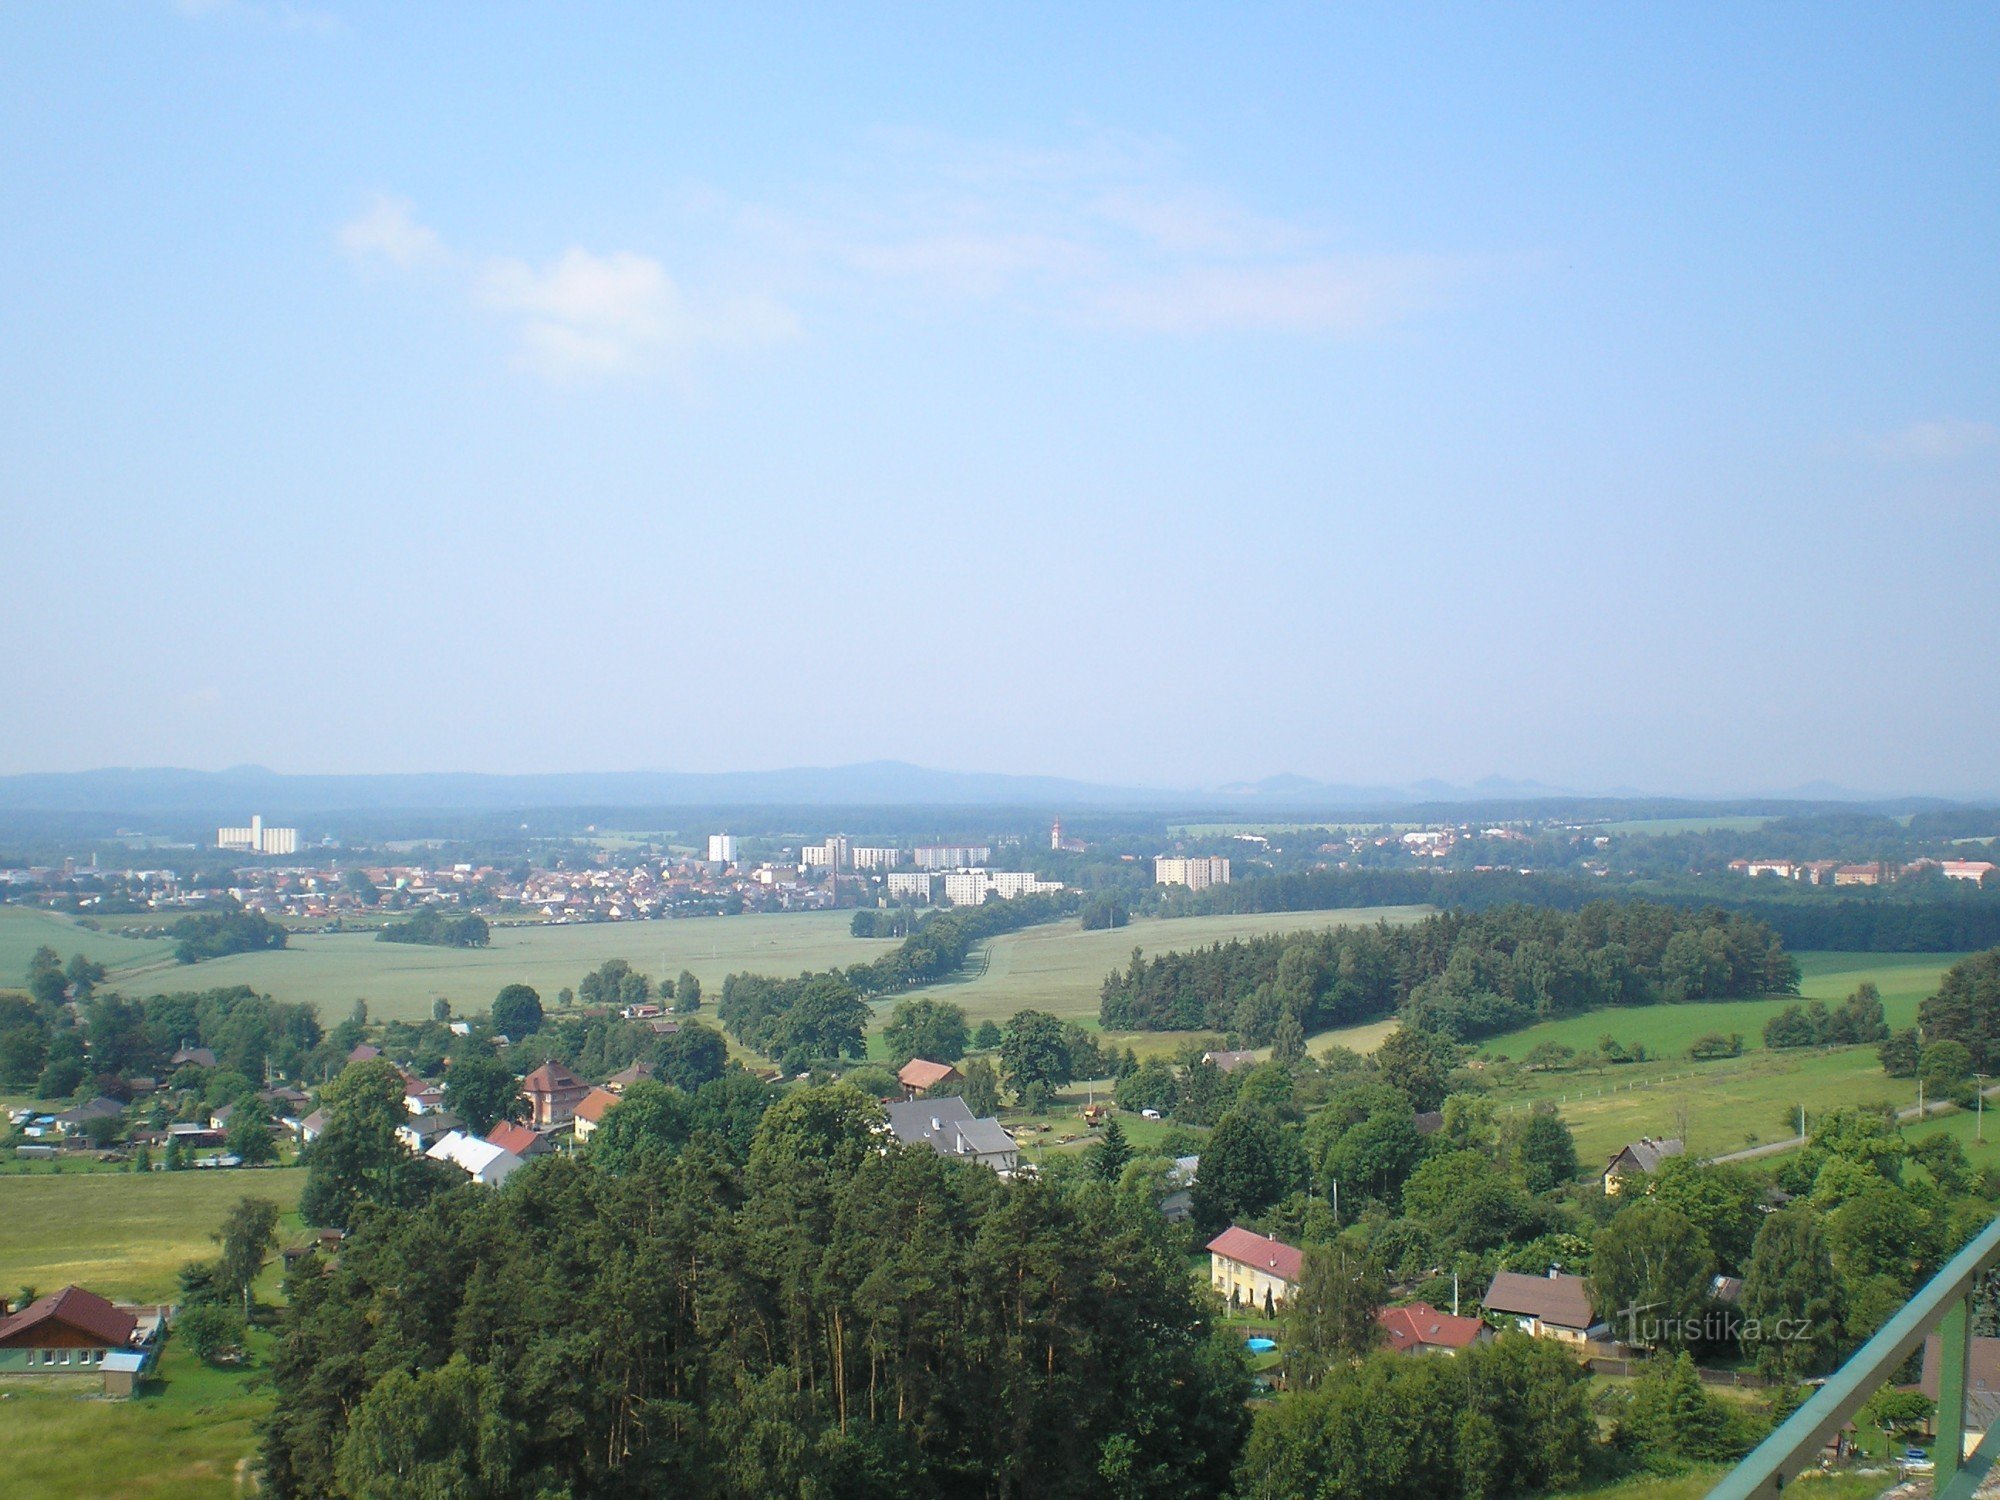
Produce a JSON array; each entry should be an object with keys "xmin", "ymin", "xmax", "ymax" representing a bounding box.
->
[
  {"xmin": 346, "ymin": 1044, "xmax": 380, "ymax": 1064},
  {"xmin": 1377, "ymin": 1301, "xmax": 1486, "ymax": 1353},
  {"xmin": 1206, "ymin": 1226, "xmax": 1304, "ymax": 1284},
  {"xmin": 897, "ymin": 1059, "xmax": 959, "ymax": 1091},
  {"xmin": 0, "ymin": 1286, "xmax": 136, "ymax": 1349},
  {"xmin": 484, "ymin": 1121, "xmax": 543, "ymax": 1156},
  {"xmin": 573, "ymin": 1087, "xmax": 619, "ymax": 1124}
]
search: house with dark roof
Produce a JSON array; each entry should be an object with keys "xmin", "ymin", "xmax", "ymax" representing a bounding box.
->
[
  {"xmin": 897, "ymin": 1059, "xmax": 960, "ymax": 1098},
  {"xmin": 53, "ymin": 1097, "xmax": 123, "ymax": 1136},
  {"xmin": 1602, "ymin": 1137, "xmax": 1685, "ymax": 1194},
  {"xmin": 605, "ymin": 1061, "xmax": 654, "ymax": 1094},
  {"xmin": 1482, "ymin": 1270, "xmax": 1604, "ymax": 1346},
  {"xmin": 0, "ymin": 1287, "xmax": 142, "ymax": 1382},
  {"xmin": 170, "ymin": 1046, "xmax": 218, "ymax": 1070},
  {"xmin": 1207, "ymin": 1226, "xmax": 1304, "ymax": 1311},
  {"xmin": 1378, "ymin": 1301, "xmax": 1489, "ymax": 1355},
  {"xmin": 883, "ymin": 1097, "xmax": 1017, "ymax": 1173},
  {"xmin": 1201, "ymin": 1049, "xmax": 1259, "ymax": 1075},
  {"xmin": 521, "ymin": 1061, "xmax": 590, "ymax": 1128},
  {"xmin": 345, "ymin": 1044, "xmax": 381, "ymax": 1066}
]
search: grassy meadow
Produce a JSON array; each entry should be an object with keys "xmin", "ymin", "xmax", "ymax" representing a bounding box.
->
[
  {"xmin": 0, "ymin": 906, "xmax": 176, "ymax": 982},
  {"xmin": 0, "ymin": 1166, "xmax": 306, "ymax": 1301}
]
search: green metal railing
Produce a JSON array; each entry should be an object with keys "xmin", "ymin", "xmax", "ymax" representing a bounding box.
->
[{"xmin": 1710, "ymin": 1214, "xmax": 2000, "ymax": 1498}]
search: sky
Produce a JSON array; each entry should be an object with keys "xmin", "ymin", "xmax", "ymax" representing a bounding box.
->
[{"xmin": 2, "ymin": 4, "xmax": 1996, "ymax": 797}]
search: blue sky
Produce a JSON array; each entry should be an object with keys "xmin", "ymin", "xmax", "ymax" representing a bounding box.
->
[{"xmin": 2, "ymin": 3, "xmax": 1995, "ymax": 795}]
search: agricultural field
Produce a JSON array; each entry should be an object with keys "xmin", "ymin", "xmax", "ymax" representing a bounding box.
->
[
  {"xmin": 0, "ymin": 1334, "xmax": 275, "ymax": 1500},
  {"xmin": 88, "ymin": 911, "xmax": 881, "ymax": 1025},
  {"xmin": 0, "ymin": 1166, "xmax": 305, "ymax": 1301},
  {"xmin": 0, "ymin": 906, "xmax": 176, "ymax": 982},
  {"xmin": 881, "ymin": 905, "xmax": 1433, "ymax": 1033},
  {"xmin": 1596, "ymin": 814, "xmax": 1773, "ymax": 836}
]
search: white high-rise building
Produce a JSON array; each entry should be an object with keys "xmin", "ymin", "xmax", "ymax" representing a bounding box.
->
[
  {"xmin": 913, "ymin": 844, "xmax": 992, "ymax": 870},
  {"xmin": 851, "ymin": 846, "xmax": 902, "ymax": 870},
  {"xmin": 941, "ymin": 870, "xmax": 1064, "ymax": 906},
  {"xmin": 1155, "ymin": 856, "xmax": 1231, "ymax": 890},
  {"xmin": 886, "ymin": 871, "xmax": 936, "ymax": 902},
  {"xmin": 801, "ymin": 835, "xmax": 852, "ymax": 870},
  {"xmin": 218, "ymin": 815, "xmax": 298, "ymax": 856},
  {"xmin": 707, "ymin": 834, "xmax": 738, "ymax": 864}
]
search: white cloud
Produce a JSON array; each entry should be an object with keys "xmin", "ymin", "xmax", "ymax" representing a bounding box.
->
[
  {"xmin": 1864, "ymin": 418, "xmax": 1998, "ymax": 463},
  {"xmin": 810, "ymin": 129, "xmax": 1470, "ymax": 336},
  {"xmin": 339, "ymin": 203, "xmax": 797, "ymax": 382},
  {"xmin": 339, "ymin": 197, "xmax": 448, "ymax": 271}
]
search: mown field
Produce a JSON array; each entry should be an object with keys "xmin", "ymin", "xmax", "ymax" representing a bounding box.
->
[
  {"xmin": 0, "ymin": 1166, "xmax": 306, "ymax": 1301},
  {"xmin": 0, "ymin": 905, "xmax": 177, "ymax": 981}
]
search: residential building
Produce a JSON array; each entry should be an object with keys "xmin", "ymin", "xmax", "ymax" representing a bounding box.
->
[
  {"xmin": 395, "ymin": 1109, "xmax": 463, "ymax": 1155},
  {"xmin": 1922, "ymin": 1332, "xmax": 2000, "ymax": 1457},
  {"xmin": 897, "ymin": 1059, "xmax": 960, "ymax": 1098},
  {"xmin": 802, "ymin": 836, "xmax": 852, "ymax": 870},
  {"xmin": 1944, "ymin": 861, "xmax": 1999, "ymax": 885},
  {"xmin": 216, "ymin": 815, "xmax": 298, "ymax": 856},
  {"xmin": 484, "ymin": 1120, "xmax": 554, "ymax": 1159},
  {"xmin": 170, "ymin": 1046, "xmax": 217, "ymax": 1069},
  {"xmin": 913, "ymin": 844, "xmax": 991, "ymax": 870},
  {"xmin": 425, "ymin": 1131, "xmax": 525, "ymax": 1186},
  {"xmin": 1602, "ymin": 1136, "xmax": 1686, "ymax": 1194},
  {"xmin": 0, "ymin": 1287, "xmax": 149, "ymax": 1387},
  {"xmin": 706, "ymin": 834, "xmax": 738, "ymax": 864},
  {"xmin": 885, "ymin": 871, "xmax": 936, "ymax": 902},
  {"xmin": 1377, "ymin": 1302, "xmax": 1490, "ymax": 1355},
  {"xmin": 1206, "ymin": 1225, "xmax": 1303, "ymax": 1311},
  {"xmin": 520, "ymin": 1061, "xmax": 591, "ymax": 1128},
  {"xmin": 1798, "ymin": 859, "xmax": 1841, "ymax": 885},
  {"xmin": 605, "ymin": 1061, "xmax": 654, "ymax": 1093},
  {"xmin": 941, "ymin": 869, "xmax": 1063, "ymax": 906},
  {"xmin": 1744, "ymin": 859, "xmax": 1796, "ymax": 879},
  {"xmin": 1155, "ymin": 856, "xmax": 1232, "ymax": 890},
  {"xmin": 1482, "ymin": 1270, "xmax": 1603, "ymax": 1346},
  {"xmin": 53, "ymin": 1097, "xmax": 123, "ymax": 1137},
  {"xmin": 851, "ymin": 846, "xmax": 902, "ymax": 870},
  {"xmin": 571, "ymin": 1087, "xmax": 620, "ymax": 1142},
  {"xmin": 1201, "ymin": 1049, "xmax": 1259, "ymax": 1075},
  {"xmin": 883, "ymin": 1096, "xmax": 1018, "ymax": 1172},
  {"xmin": 1834, "ymin": 862, "xmax": 1885, "ymax": 887}
]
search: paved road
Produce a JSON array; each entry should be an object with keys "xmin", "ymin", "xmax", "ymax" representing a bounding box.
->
[{"xmin": 1702, "ymin": 1085, "xmax": 2000, "ymax": 1166}]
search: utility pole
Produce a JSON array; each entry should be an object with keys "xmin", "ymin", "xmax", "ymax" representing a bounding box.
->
[
  {"xmin": 1330, "ymin": 1179, "xmax": 1340, "ymax": 1226},
  {"xmin": 1981, "ymin": 1075, "xmax": 1988, "ymax": 1143}
]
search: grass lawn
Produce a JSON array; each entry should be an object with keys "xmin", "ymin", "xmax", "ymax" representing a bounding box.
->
[
  {"xmin": 1543, "ymin": 1465, "xmax": 1892, "ymax": 1499},
  {"xmin": 1597, "ymin": 815, "xmax": 1775, "ymax": 837},
  {"xmin": 0, "ymin": 1167, "xmax": 306, "ymax": 1301},
  {"xmin": 0, "ymin": 1330, "xmax": 277, "ymax": 1500},
  {"xmin": 0, "ymin": 906, "xmax": 177, "ymax": 982}
]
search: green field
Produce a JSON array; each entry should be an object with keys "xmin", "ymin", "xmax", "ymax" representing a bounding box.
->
[
  {"xmin": 0, "ymin": 1335, "xmax": 274, "ymax": 1500},
  {"xmin": 884, "ymin": 906, "xmax": 1433, "ymax": 1032},
  {"xmin": 0, "ymin": 906, "xmax": 177, "ymax": 983},
  {"xmin": 0, "ymin": 1167, "xmax": 306, "ymax": 1301},
  {"xmin": 8, "ymin": 902, "xmax": 1436, "ymax": 1037}
]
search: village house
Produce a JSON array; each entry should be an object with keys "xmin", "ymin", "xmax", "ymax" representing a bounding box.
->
[
  {"xmin": 571, "ymin": 1087, "xmax": 620, "ymax": 1143},
  {"xmin": 1602, "ymin": 1136, "xmax": 1685, "ymax": 1194},
  {"xmin": 1201, "ymin": 1049, "xmax": 1259, "ymax": 1075},
  {"xmin": 0, "ymin": 1286, "xmax": 160, "ymax": 1395},
  {"xmin": 53, "ymin": 1097, "xmax": 123, "ymax": 1138},
  {"xmin": 1377, "ymin": 1301, "xmax": 1490, "ymax": 1355},
  {"xmin": 170, "ymin": 1045, "xmax": 217, "ymax": 1069},
  {"xmin": 1944, "ymin": 860, "xmax": 1999, "ymax": 885},
  {"xmin": 395, "ymin": 1109, "xmax": 464, "ymax": 1155},
  {"xmin": 896, "ymin": 1058, "xmax": 960, "ymax": 1098},
  {"xmin": 484, "ymin": 1120, "xmax": 554, "ymax": 1158},
  {"xmin": 1207, "ymin": 1226, "xmax": 1303, "ymax": 1312},
  {"xmin": 521, "ymin": 1061, "xmax": 591, "ymax": 1128},
  {"xmin": 883, "ymin": 1097, "xmax": 1018, "ymax": 1173},
  {"xmin": 605, "ymin": 1061, "xmax": 654, "ymax": 1093},
  {"xmin": 425, "ymin": 1131, "xmax": 525, "ymax": 1186},
  {"xmin": 1482, "ymin": 1270, "xmax": 1604, "ymax": 1346}
]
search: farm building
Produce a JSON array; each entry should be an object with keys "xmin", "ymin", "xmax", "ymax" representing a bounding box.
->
[
  {"xmin": 0, "ymin": 1286, "xmax": 160, "ymax": 1394},
  {"xmin": 1602, "ymin": 1136, "xmax": 1685, "ymax": 1193},
  {"xmin": 426, "ymin": 1131, "xmax": 526, "ymax": 1186}
]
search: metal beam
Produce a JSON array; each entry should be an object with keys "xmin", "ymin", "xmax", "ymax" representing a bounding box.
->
[{"xmin": 1709, "ymin": 1214, "xmax": 2000, "ymax": 1499}]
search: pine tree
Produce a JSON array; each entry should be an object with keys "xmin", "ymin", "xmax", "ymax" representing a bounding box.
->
[{"xmin": 1089, "ymin": 1117, "xmax": 1132, "ymax": 1181}]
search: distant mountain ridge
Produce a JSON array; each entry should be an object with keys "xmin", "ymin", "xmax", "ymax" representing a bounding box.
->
[{"xmin": 0, "ymin": 763, "xmax": 1978, "ymax": 816}]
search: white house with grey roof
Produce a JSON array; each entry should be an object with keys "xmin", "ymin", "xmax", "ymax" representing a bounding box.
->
[{"xmin": 883, "ymin": 1097, "xmax": 1018, "ymax": 1174}]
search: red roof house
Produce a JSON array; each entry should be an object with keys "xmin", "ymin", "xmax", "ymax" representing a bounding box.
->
[
  {"xmin": 484, "ymin": 1120, "xmax": 551, "ymax": 1158},
  {"xmin": 1206, "ymin": 1226, "xmax": 1305, "ymax": 1309},
  {"xmin": 0, "ymin": 1286, "xmax": 137, "ymax": 1356},
  {"xmin": 520, "ymin": 1062, "xmax": 590, "ymax": 1128},
  {"xmin": 896, "ymin": 1059, "xmax": 961, "ymax": 1098},
  {"xmin": 571, "ymin": 1087, "xmax": 620, "ymax": 1142},
  {"xmin": 1377, "ymin": 1302, "xmax": 1489, "ymax": 1355}
]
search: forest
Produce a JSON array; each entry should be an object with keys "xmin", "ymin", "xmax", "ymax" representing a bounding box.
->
[{"xmin": 1098, "ymin": 901, "xmax": 1794, "ymax": 1042}]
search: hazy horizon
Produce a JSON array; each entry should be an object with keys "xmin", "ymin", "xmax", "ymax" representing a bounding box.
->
[{"xmin": 3, "ymin": 6, "xmax": 1995, "ymax": 794}]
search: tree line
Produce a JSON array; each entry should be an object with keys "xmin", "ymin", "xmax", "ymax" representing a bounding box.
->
[
  {"xmin": 269, "ymin": 1078, "xmax": 1247, "ymax": 1499},
  {"xmin": 1099, "ymin": 901, "xmax": 1795, "ymax": 1043},
  {"xmin": 375, "ymin": 910, "xmax": 491, "ymax": 948}
]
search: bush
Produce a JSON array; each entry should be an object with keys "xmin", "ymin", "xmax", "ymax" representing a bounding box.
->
[{"xmin": 178, "ymin": 1302, "xmax": 246, "ymax": 1364}]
